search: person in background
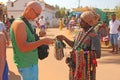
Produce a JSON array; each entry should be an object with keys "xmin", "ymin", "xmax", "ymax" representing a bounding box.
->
[
  {"xmin": 45, "ymin": 17, "xmax": 49, "ymax": 29},
  {"xmin": 36, "ymin": 18, "xmax": 40, "ymax": 28},
  {"xmin": 97, "ymin": 21, "xmax": 109, "ymax": 46},
  {"xmin": 118, "ymin": 26, "xmax": 120, "ymax": 51},
  {"xmin": 0, "ymin": 32, "xmax": 9, "ymax": 80},
  {"xmin": 59, "ymin": 18, "xmax": 63, "ymax": 30},
  {"xmin": 0, "ymin": 17, "xmax": 10, "ymax": 46},
  {"xmin": 5, "ymin": 18, "xmax": 11, "ymax": 32},
  {"xmin": 39, "ymin": 16, "xmax": 46, "ymax": 31},
  {"xmin": 9, "ymin": 15, "xmax": 15, "ymax": 24},
  {"xmin": 10, "ymin": 1, "xmax": 54, "ymax": 80},
  {"xmin": 57, "ymin": 11, "xmax": 100, "ymax": 80},
  {"xmin": 64, "ymin": 18, "xmax": 69, "ymax": 29},
  {"xmin": 68, "ymin": 15, "xmax": 76, "ymax": 30},
  {"xmin": 109, "ymin": 14, "xmax": 120, "ymax": 54}
]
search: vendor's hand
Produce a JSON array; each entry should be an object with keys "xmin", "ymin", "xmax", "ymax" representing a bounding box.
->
[{"xmin": 56, "ymin": 35, "xmax": 65, "ymax": 41}]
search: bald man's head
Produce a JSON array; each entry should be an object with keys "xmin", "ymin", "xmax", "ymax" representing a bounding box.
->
[
  {"xmin": 26, "ymin": 1, "xmax": 42, "ymax": 9},
  {"xmin": 23, "ymin": 1, "xmax": 42, "ymax": 20}
]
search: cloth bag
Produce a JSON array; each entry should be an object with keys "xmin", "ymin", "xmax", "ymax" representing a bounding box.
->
[
  {"xmin": 35, "ymin": 34, "xmax": 49, "ymax": 60},
  {"xmin": 54, "ymin": 39, "xmax": 66, "ymax": 60}
]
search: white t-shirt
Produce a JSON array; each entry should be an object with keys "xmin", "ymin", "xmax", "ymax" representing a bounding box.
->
[
  {"xmin": 39, "ymin": 19, "xmax": 45, "ymax": 26},
  {"xmin": 0, "ymin": 21, "xmax": 6, "ymax": 32},
  {"xmin": 109, "ymin": 20, "xmax": 120, "ymax": 34}
]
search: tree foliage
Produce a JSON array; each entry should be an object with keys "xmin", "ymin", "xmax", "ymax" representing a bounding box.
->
[
  {"xmin": 55, "ymin": 5, "xmax": 66, "ymax": 18},
  {"xmin": 114, "ymin": 3, "xmax": 120, "ymax": 20},
  {"xmin": 0, "ymin": 2, "xmax": 6, "ymax": 18}
]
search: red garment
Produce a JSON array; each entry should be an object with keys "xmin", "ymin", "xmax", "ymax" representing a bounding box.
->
[
  {"xmin": 5, "ymin": 20, "xmax": 11, "ymax": 29},
  {"xmin": 37, "ymin": 22, "xmax": 40, "ymax": 28}
]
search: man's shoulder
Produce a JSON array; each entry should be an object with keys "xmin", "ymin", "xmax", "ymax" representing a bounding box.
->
[
  {"xmin": 0, "ymin": 21, "xmax": 4, "ymax": 25},
  {"xmin": 12, "ymin": 19, "xmax": 24, "ymax": 25},
  {"xmin": 12, "ymin": 19, "xmax": 26, "ymax": 30}
]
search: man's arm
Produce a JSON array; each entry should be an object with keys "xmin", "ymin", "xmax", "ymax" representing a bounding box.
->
[
  {"xmin": 0, "ymin": 33, "xmax": 6, "ymax": 80},
  {"xmin": 56, "ymin": 35, "xmax": 74, "ymax": 48},
  {"xmin": 12, "ymin": 20, "xmax": 54, "ymax": 52},
  {"xmin": 118, "ymin": 25, "xmax": 120, "ymax": 31}
]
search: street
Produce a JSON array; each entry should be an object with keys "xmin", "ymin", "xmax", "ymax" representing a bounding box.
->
[{"xmin": 7, "ymin": 28, "xmax": 120, "ymax": 80}]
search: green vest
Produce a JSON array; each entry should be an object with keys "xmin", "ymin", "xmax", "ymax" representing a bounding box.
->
[{"xmin": 10, "ymin": 18, "xmax": 38, "ymax": 68}]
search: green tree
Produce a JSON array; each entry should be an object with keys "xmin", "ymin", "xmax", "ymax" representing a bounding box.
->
[
  {"xmin": 55, "ymin": 10, "xmax": 61, "ymax": 18},
  {"xmin": 55, "ymin": 4, "xmax": 60, "ymax": 10},
  {"xmin": 114, "ymin": 3, "xmax": 120, "ymax": 20},
  {"xmin": 55, "ymin": 7, "xmax": 66, "ymax": 18},
  {"xmin": 0, "ymin": 2, "xmax": 7, "ymax": 22},
  {"xmin": 60, "ymin": 8, "xmax": 66, "ymax": 18}
]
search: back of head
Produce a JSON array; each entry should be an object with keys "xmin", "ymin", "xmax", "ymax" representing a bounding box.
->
[{"xmin": 80, "ymin": 11, "xmax": 100, "ymax": 26}]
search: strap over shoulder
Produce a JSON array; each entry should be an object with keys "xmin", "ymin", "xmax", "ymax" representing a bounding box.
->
[{"xmin": 20, "ymin": 16, "xmax": 35, "ymax": 34}]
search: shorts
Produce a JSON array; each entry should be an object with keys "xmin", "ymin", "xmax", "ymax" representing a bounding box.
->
[
  {"xmin": 3, "ymin": 62, "xmax": 8, "ymax": 80},
  {"xmin": 18, "ymin": 64, "xmax": 38, "ymax": 80},
  {"xmin": 110, "ymin": 34, "xmax": 118, "ymax": 45},
  {"xmin": 40, "ymin": 25, "xmax": 45, "ymax": 29}
]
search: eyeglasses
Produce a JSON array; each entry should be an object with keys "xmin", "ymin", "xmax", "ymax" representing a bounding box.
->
[{"xmin": 31, "ymin": 8, "xmax": 40, "ymax": 17}]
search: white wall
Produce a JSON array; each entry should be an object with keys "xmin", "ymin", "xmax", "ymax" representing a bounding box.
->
[{"xmin": 7, "ymin": 0, "xmax": 57, "ymax": 27}]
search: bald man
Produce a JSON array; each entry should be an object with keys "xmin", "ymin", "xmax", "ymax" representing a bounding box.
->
[
  {"xmin": 10, "ymin": 1, "xmax": 54, "ymax": 80},
  {"xmin": 0, "ymin": 32, "xmax": 8, "ymax": 80}
]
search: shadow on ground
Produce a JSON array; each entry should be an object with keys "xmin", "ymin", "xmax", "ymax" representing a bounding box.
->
[
  {"xmin": 8, "ymin": 71, "xmax": 21, "ymax": 80},
  {"xmin": 98, "ymin": 48, "xmax": 120, "ymax": 64},
  {"xmin": 98, "ymin": 57, "xmax": 120, "ymax": 64}
]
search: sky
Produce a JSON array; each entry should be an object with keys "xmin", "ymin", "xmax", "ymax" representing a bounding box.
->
[{"xmin": 0, "ymin": 0, "xmax": 120, "ymax": 9}]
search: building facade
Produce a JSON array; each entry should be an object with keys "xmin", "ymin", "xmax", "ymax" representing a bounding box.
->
[{"xmin": 7, "ymin": 0, "xmax": 58, "ymax": 27}]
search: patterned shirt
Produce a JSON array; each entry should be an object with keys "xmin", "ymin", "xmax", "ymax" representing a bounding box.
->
[{"xmin": 74, "ymin": 29, "xmax": 101, "ymax": 58}]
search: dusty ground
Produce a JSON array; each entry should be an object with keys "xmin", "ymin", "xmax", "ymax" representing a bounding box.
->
[{"xmin": 6, "ymin": 28, "xmax": 120, "ymax": 80}]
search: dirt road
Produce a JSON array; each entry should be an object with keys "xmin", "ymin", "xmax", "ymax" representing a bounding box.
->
[{"xmin": 7, "ymin": 28, "xmax": 120, "ymax": 80}]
